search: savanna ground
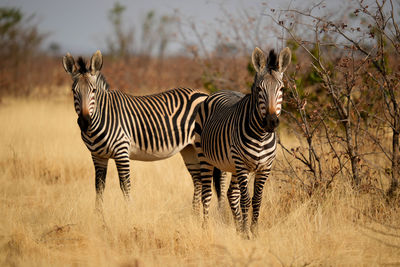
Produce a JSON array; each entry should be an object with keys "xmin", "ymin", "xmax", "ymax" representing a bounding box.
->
[{"xmin": 0, "ymin": 95, "xmax": 399, "ymax": 267}]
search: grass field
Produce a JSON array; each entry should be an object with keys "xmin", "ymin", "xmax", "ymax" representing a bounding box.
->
[{"xmin": 0, "ymin": 96, "xmax": 399, "ymax": 266}]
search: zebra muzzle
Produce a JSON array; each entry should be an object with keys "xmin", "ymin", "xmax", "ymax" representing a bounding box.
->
[
  {"xmin": 264, "ymin": 113, "xmax": 279, "ymax": 132},
  {"xmin": 77, "ymin": 115, "xmax": 91, "ymax": 132}
]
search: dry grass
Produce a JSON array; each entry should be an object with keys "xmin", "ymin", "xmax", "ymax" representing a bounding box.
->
[{"xmin": 0, "ymin": 96, "xmax": 399, "ymax": 267}]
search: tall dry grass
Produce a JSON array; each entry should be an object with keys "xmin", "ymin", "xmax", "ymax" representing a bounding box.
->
[{"xmin": 0, "ymin": 96, "xmax": 399, "ymax": 266}]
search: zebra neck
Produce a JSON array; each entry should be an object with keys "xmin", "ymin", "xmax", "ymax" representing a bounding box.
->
[
  {"xmin": 97, "ymin": 73, "xmax": 110, "ymax": 91},
  {"xmin": 246, "ymin": 93, "xmax": 272, "ymax": 138},
  {"xmin": 87, "ymin": 90, "xmax": 109, "ymax": 135}
]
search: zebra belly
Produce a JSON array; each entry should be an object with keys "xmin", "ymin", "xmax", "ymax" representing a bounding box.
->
[
  {"xmin": 206, "ymin": 158, "xmax": 237, "ymax": 173},
  {"xmin": 128, "ymin": 143, "xmax": 184, "ymax": 161},
  {"xmin": 204, "ymin": 151, "xmax": 273, "ymax": 174}
]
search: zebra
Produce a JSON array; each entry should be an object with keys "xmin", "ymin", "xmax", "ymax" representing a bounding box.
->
[
  {"xmin": 194, "ymin": 47, "xmax": 291, "ymax": 237},
  {"xmin": 62, "ymin": 50, "xmax": 223, "ymax": 213}
]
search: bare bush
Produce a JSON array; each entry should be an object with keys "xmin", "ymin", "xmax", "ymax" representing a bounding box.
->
[
  {"xmin": 0, "ymin": 7, "xmax": 48, "ymax": 97},
  {"xmin": 263, "ymin": 0, "xmax": 400, "ymax": 198}
]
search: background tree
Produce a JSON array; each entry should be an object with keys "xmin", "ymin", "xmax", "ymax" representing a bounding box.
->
[
  {"xmin": 0, "ymin": 7, "xmax": 47, "ymax": 96},
  {"xmin": 106, "ymin": 2, "xmax": 134, "ymax": 59},
  {"xmin": 264, "ymin": 0, "xmax": 400, "ymax": 198}
]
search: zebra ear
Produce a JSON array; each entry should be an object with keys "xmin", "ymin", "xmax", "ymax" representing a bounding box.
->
[
  {"xmin": 90, "ymin": 50, "xmax": 103, "ymax": 74},
  {"xmin": 278, "ymin": 47, "xmax": 291, "ymax": 73},
  {"xmin": 62, "ymin": 53, "xmax": 77, "ymax": 75},
  {"xmin": 252, "ymin": 47, "xmax": 267, "ymax": 74}
]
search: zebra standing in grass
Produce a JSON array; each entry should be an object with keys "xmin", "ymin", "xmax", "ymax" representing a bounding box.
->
[
  {"xmin": 62, "ymin": 50, "xmax": 221, "ymax": 213},
  {"xmin": 194, "ymin": 47, "xmax": 291, "ymax": 237}
]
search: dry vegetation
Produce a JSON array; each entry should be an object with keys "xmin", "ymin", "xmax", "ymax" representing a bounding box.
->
[{"xmin": 0, "ymin": 97, "xmax": 399, "ymax": 266}]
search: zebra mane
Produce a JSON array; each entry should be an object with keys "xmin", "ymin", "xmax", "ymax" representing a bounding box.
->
[
  {"xmin": 267, "ymin": 49, "xmax": 278, "ymax": 73},
  {"xmin": 77, "ymin": 57, "xmax": 88, "ymax": 74},
  {"xmin": 97, "ymin": 72, "xmax": 110, "ymax": 91},
  {"xmin": 75, "ymin": 56, "xmax": 110, "ymax": 90}
]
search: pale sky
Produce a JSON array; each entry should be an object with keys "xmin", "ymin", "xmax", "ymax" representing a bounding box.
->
[{"xmin": 3, "ymin": 0, "xmax": 343, "ymax": 56}]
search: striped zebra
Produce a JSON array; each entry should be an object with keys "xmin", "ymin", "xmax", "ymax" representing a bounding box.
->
[
  {"xmin": 194, "ymin": 47, "xmax": 291, "ymax": 237},
  {"xmin": 62, "ymin": 50, "xmax": 221, "ymax": 213}
]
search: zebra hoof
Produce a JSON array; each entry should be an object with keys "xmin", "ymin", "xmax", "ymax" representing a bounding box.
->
[
  {"xmin": 191, "ymin": 204, "xmax": 201, "ymax": 218},
  {"xmin": 202, "ymin": 220, "xmax": 209, "ymax": 229},
  {"xmin": 250, "ymin": 224, "xmax": 259, "ymax": 238},
  {"xmin": 241, "ymin": 231, "xmax": 251, "ymax": 240},
  {"xmin": 94, "ymin": 204, "xmax": 104, "ymax": 216}
]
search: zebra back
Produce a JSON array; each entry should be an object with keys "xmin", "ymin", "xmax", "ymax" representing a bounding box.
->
[{"xmin": 63, "ymin": 51, "xmax": 208, "ymax": 159}]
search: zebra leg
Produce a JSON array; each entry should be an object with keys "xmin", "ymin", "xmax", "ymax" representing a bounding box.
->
[
  {"xmin": 250, "ymin": 170, "xmax": 269, "ymax": 236},
  {"xmin": 114, "ymin": 153, "xmax": 131, "ymax": 201},
  {"xmin": 220, "ymin": 171, "xmax": 228, "ymax": 209},
  {"xmin": 185, "ymin": 164, "xmax": 202, "ymax": 216},
  {"xmin": 92, "ymin": 155, "xmax": 109, "ymax": 212},
  {"xmin": 200, "ymin": 161, "xmax": 214, "ymax": 228},
  {"xmin": 192, "ymin": 174, "xmax": 202, "ymax": 216},
  {"xmin": 213, "ymin": 168, "xmax": 228, "ymax": 211},
  {"xmin": 227, "ymin": 174, "xmax": 242, "ymax": 232},
  {"xmin": 237, "ymin": 169, "xmax": 251, "ymax": 238},
  {"xmin": 180, "ymin": 146, "xmax": 202, "ymax": 216}
]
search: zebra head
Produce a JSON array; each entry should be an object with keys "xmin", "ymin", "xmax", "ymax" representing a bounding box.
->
[
  {"xmin": 251, "ymin": 47, "xmax": 291, "ymax": 132},
  {"xmin": 63, "ymin": 50, "xmax": 108, "ymax": 132}
]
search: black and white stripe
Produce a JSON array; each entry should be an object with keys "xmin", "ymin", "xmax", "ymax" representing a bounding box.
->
[
  {"xmin": 63, "ymin": 50, "xmax": 212, "ymax": 212},
  {"xmin": 194, "ymin": 47, "xmax": 291, "ymax": 237}
]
